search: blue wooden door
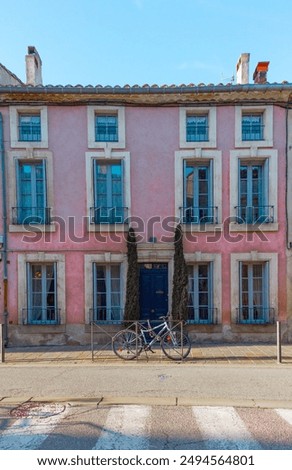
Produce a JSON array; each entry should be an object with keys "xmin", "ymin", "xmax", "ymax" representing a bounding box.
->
[{"xmin": 139, "ymin": 264, "xmax": 168, "ymax": 321}]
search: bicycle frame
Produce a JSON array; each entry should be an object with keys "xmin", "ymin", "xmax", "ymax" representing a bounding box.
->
[{"xmin": 138, "ymin": 319, "xmax": 173, "ymax": 350}]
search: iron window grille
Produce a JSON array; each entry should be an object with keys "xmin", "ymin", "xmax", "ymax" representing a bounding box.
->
[
  {"xmin": 12, "ymin": 206, "xmax": 51, "ymax": 225},
  {"xmin": 236, "ymin": 307, "xmax": 275, "ymax": 324},
  {"xmin": 180, "ymin": 206, "xmax": 218, "ymax": 224},
  {"xmin": 90, "ymin": 206, "xmax": 128, "ymax": 224},
  {"xmin": 235, "ymin": 205, "xmax": 274, "ymax": 224}
]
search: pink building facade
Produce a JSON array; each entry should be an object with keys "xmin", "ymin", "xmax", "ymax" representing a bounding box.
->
[{"xmin": 1, "ymin": 48, "xmax": 292, "ymax": 346}]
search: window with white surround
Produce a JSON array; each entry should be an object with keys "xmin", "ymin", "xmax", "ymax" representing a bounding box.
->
[
  {"xmin": 242, "ymin": 113, "xmax": 264, "ymax": 141},
  {"xmin": 175, "ymin": 150, "xmax": 222, "ymax": 228},
  {"xmin": 186, "ymin": 114, "xmax": 209, "ymax": 142},
  {"xmin": 8, "ymin": 150, "xmax": 55, "ymax": 233},
  {"xmin": 182, "ymin": 161, "xmax": 217, "ymax": 224},
  {"xmin": 91, "ymin": 160, "xmax": 127, "ymax": 224},
  {"xmin": 180, "ymin": 107, "xmax": 216, "ymax": 148},
  {"xmin": 184, "ymin": 252, "xmax": 221, "ymax": 325},
  {"xmin": 87, "ymin": 106, "xmax": 125, "ymax": 149},
  {"xmin": 238, "ymin": 262, "xmax": 272, "ymax": 324},
  {"xmin": 187, "ymin": 263, "xmax": 215, "ymax": 324},
  {"xmin": 10, "ymin": 106, "xmax": 48, "ymax": 148},
  {"xmin": 230, "ymin": 149, "xmax": 278, "ymax": 229},
  {"xmin": 230, "ymin": 148, "xmax": 278, "ymax": 231},
  {"xmin": 86, "ymin": 151, "xmax": 130, "ymax": 231},
  {"xmin": 236, "ymin": 160, "xmax": 273, "ymax": 224},
  {"xmin": 18, "ymin": 253, "xmax": 66, "ymax": 326},
  {"xmin": 235, "ymin": 105, "xmax": 273, "ymax": 147},
  {"xmin": 13, "ymin": 160, "xmax": 50, "ymax": 225},
  {"xmin": 84, "ymin": 253, "xmax": 126, "ymax": 324},
  {"xmin": 95, "ymin": 115, "xmax": 118, "ymax": 142},
  {"xmin": 92, "ymin": 264, "xmax": 122, "ymax": 322},
  {"xmin": 19, "ymin": 113, "xmax": 41, "ymax": 142},
  {"xmin": 25, "ymin": 263, "xmax": 58, "ymax": 325},
  {"xmin": 230, "ymin": 252, "xmax": 277, "ymax": 325}
]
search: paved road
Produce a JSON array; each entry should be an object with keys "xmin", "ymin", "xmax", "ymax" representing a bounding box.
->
[
  {"xmin": 0, "ymin": 400, "xmax": 292, "ymax": 450},
  {"xmin": 1, "ymin": 363, "xmax": 292, "ymax": 405}
]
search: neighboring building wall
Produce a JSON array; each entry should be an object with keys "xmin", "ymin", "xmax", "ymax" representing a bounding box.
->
[
  {"xmin": 0, "ymin": 64, "xmax": 23, "ymax": 86},
  {"xmin": 286, "ymin": 108, "xmax": 292, "ymax": 341}
]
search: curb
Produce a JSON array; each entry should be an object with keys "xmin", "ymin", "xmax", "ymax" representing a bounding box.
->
[{"xmin": 2, "ymin": 396, "xmax": 292, "ymax": 409}]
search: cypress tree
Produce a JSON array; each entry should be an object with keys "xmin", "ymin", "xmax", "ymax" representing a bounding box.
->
[
  {"xmin": 171, "ymin": 224, "xmax": 189, "ymax": 321},
  {"xmin": 124, "ymin": 227, "xmax": 140, "ymax": 322}
]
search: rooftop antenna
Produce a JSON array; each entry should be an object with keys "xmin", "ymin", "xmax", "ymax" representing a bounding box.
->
[{"xmin": 220, "ymin": 72, "xmax": 235, "ymax": 83}]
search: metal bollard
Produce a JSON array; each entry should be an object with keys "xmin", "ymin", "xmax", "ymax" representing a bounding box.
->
[
  {"xmin": 277, "ymin": 320, "xmax": 282, "ymax": 364},
  {"xmin": 0, "ymin": 323, "xmax": 5, "ymax": 363}
]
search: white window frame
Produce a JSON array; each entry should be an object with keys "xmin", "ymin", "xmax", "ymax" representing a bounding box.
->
[
  {"xmin": 230, "ymin": 252, "xmax": 278, "ymax": 324},
  {"xmin": 229, "ymin": 149, "xmax": 278, "ymax": 231},
  {"xmin": 179, "ymin": 107, "xmax": 216, "ymax": 148},
  {"xmin": 84, "ymin": 253, "xmax": 126, "ymax": 324},
  {"xmin": 85, "ymin": 151, "xmax": 131, "ymax": 231},
  {"xmin": 7, "ymin": 150, "xmax": 55, "ymax": 233},
  {"xmin": 18, "ymin": 253, "xmax": 66, "ymax": 325},
  {"xmin": 175, "ymin": 149, "xmax": 222, "ymax": 231},
  {"xmin": 87, "ymin": 105, "xmax": 125, "ymax": 149},
  {"xmin": 10, "ymin": 105, "xmax": 48, "ymax": 148},
  {"xmin": 235, "ymin": 105, "xmax": 273, "ymax": 148}
]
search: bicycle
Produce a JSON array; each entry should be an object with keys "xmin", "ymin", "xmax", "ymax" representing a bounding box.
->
[{"xmin": 112, "ymin": 315, "xmax": 191, "ymax": 361}]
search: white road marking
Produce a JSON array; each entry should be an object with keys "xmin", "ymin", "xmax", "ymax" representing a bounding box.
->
[
  {"xmin": 276, "ymin": 408, "xmax": 292, "ymax": 426},
  {"xmin": 192, "ymin": 406, "xmax": 261, "ymax": 450},
  {"xmin": 92, "ymin": 405, "xmax": 150, "ymax": 450},
  {"xmin": 0, "ymin": 404, "xmax": 68, "ymax": 450}
]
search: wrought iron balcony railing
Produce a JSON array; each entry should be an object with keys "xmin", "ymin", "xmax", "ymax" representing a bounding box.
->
[
  {"xmin": 12, "ymin": 207, "xmax": 51, "ymax": 225},
  {"xmin": 187, "ymin": 307, "xmax": 218, "ymax": 324},
  {"xmin": 89, "ymin": 307, "xmax": 123, "ymax": 323},
  {"xmin": 22, "ymin": 307, "xmax": 60, "ymax": 325},
  {"xmin": 180, "ymin": 206, "xmax": 218, "ymax": 224},
  {"xmin": 234, "ymin": 205, "xmax": 274, "ymax": 224},
  {"xmin": 236, "ymin": 307, "xmax": 275, "ymax": 324},
  {"xmin": 90, "ymin": 206, "xmax": 128, "ymax": 224}
]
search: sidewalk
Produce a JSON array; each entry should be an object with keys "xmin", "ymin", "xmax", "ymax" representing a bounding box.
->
[{"xmin": 2, "ymin": 342, "xmax": 292, "ymax": 365}]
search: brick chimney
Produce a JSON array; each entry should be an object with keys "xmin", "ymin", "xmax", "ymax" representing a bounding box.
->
[
  {"xmin": 236, "ymin": 53, "xmax": 250, "ymax": 84},
  {"xmin": 26, "ymin": 46, "xmax": 42, "ymax": 86},
  {"xmin": 253, "ymin": 61, "xmax": 269, "ymax": 84}
]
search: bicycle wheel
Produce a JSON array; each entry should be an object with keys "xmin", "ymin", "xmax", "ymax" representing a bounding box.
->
[
  {"xmin": 161, "ymin": 330, "xmax": 191, "ymax": 360},
  {"xmin": 112, "ymin": 330, "xmax": 143, "ymax": 360}
]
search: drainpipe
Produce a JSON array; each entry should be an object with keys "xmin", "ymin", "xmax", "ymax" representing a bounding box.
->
[{"xmin": 0, "ymin": 112, "xmax": 8, "ymax": 346}]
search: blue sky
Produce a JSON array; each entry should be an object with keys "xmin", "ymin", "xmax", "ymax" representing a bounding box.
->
[{"xmin": 1, "ymin": 0, "xmax": 291, "ymax": 86}]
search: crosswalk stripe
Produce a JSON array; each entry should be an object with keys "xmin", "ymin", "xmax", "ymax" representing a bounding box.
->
[
  {"xmin": 92, "ymin": 405, "xmax": 150, "ymax": 450},
  {"xmin": 276, "ymin": 409, "xmax": 292, "ymax": 426},
  {"xmin": 0, "ymin": 404, "xmax": 69, "ymax": 450},
  {"xmin": 192, "ymin": 406, "xmax": 261, "ymax": 450}
]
